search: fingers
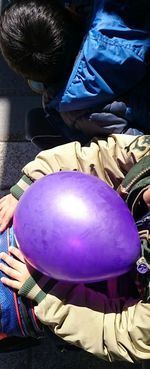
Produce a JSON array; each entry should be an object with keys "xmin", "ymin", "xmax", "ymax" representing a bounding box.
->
[
  {"xmin": 0, "ymin": 247, "xmax": 31, "ymax": 290},
  {"xmin": 9, "ymin": 246, "xmax": 25, "ymax": 263},
  {"xmin": 0, "ymin": 258, "xmax": 20, "ymax": 280},
  {"xmin": 0, "ymin": 250, "xmax": 24, "ymax": 291},
  {"xmin": 0, "ymin": 194, "xmax": 18, "ymax": 232},
  {"xmin": 0, "ymin": 276, "xmax": 20, "ymax": 290},
  {"xmin": 0, "ymin": 213, "xmax": 11, "ymax": 233},
  {"xmin": 0, "ymin": 249, "xmax": 25, "ymax": 273},
  {"xmin": 0, "ymin": 195, "xmax": 12, "ymax": 209},
  {"xmin": 0, "ymin": 195, "xmax": 9, "ymax": 205},
  {"xmin": 0, "ymin": 207, "xmax": 8, "ymax": 219},
  {"xmin": 0, "ymin": 198, "xmax": 11, "ymax": 232}
]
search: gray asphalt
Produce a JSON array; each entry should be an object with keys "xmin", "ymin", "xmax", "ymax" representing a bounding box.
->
[
  {"xmin": 0, "ymin": 332, "xmax": 142, "ymax": 369},
  {"xmin": 0, "ymin": 1, "xmax": 147, "ymax": 366}
]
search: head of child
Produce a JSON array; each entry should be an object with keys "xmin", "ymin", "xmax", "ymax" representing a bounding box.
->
[{"xmin": 0, "ymin": 0, "xmax": 84, "ymax": 91}]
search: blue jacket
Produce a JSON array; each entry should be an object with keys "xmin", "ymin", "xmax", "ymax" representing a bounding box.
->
[
  {"xmin": 48, "ymin": 0, "xmax": 150, "ymax": 115},
  {"xmin": 31, "ymin": 1, "xmax": 150, "ymax": 140}
]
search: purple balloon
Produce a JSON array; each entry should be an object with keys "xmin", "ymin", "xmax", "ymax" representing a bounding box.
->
[{"xmin": 13, "ymin": 172, "xmax": 140, "ymax": 282}]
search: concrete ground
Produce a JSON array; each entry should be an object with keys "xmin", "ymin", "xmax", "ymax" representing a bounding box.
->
[
  {"xmin": 0, "ymin": 5, "xmax": 148, "ymax": 365},
  {"xmin": 0, "ymin": 55, "xmax": 144, "ymax": 369}
]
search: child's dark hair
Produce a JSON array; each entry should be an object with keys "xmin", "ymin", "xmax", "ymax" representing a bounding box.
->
[{"xmin": 0, "ymin": 0, "xmax": 84, "ymax": 85}]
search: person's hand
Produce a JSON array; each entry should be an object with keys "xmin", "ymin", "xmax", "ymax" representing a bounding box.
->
[
  {"xmin": 143, "ymin": 187, "xmax": 150, "ymax": 209},
  {"xmin": 0, "ymin": 194, "xmax": 18, "ymax": 232},
  {"xmin": 0, "ymin": 246, "xmax": 31, "ymax": 290}
]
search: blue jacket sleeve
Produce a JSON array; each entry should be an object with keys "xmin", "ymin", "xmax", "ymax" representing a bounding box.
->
[{"xmin": 53, "ymin": 2, "xmax": 150, "ymax": 112}]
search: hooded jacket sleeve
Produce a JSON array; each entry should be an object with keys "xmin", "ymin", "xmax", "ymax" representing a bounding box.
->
[
  {"xmin": 19, "ymin": 273, "xmax": 150, "ymax": 363},
  {"xmin": 10, "ymin": 135, "xmax": 150, "ymax": 200},
  {"xmin": 60, "ymin": 101, "xmax": 143, "ymax": 138}
]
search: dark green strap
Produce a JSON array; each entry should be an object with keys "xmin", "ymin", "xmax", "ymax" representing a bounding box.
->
[
  {"xmin": 119, "ymin": 156, "xmax": 150, "ymax": 302},
  {"xmin": 126, "ymin": 177, "xmax": 150, "ymax": 217},
  {"xmin": 120, "ymin": 155, "xmax": 150, "ymax": 192}
]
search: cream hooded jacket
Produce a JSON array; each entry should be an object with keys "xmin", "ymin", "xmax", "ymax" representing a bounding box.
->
[{"xmin": 10, "ymin": 134, "xmax": 150, "ymax": 363}]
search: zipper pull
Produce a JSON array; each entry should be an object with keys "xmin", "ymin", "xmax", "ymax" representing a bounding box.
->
[{"xmin": 136, "ymin": 256, "xmax": 149, "ymax": 274}]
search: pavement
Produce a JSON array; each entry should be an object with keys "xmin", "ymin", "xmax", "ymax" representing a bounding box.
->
[
  {"xmin": 0, "ymin": 57, "xmax": 40, "ymax": 198},
  {"xmin": 0, "ymin": 8, "xmax": 147, "ymax": 367}
]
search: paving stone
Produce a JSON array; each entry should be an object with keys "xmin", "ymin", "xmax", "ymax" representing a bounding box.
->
[
  {"xmin": 0, "ymin": 9, "xmax": 144, "ymax": 367},
  {"xmin": 0, "ymin": 56, "xmax": 41, "ymax": 141},
  {"xmin": 0, "ymin": 57, "xmax": 34, "ymax": 97},
  {"xmin": 0, "ymin": 141, "xmax": 39, "ymax": 196},
  {"xmin": 0, "ymin": 332, "xmax": 142, "ymax": 369},
  {"xmin": 0, "ymin": 96, "xmax": 41, "ymax": 141}
]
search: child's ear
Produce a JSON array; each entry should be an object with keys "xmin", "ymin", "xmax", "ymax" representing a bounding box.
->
[{"xmin": 143, "ymin": 187, "xmax": 150, "ymax": 208}]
